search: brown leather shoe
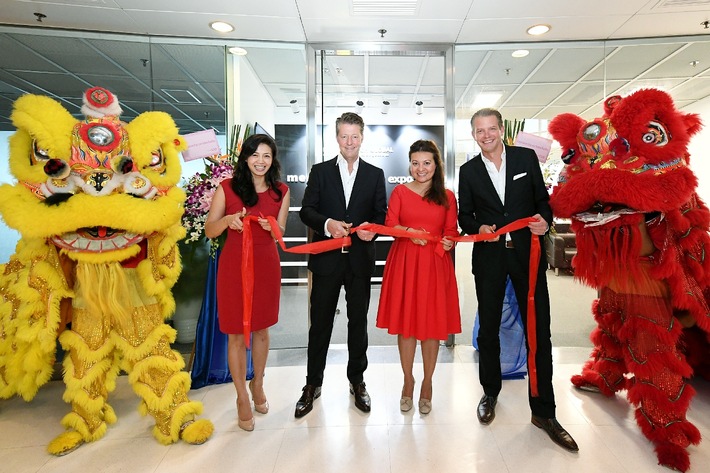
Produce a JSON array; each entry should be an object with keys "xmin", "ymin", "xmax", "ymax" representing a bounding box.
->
[
  {"xmin": 294, "ymin": 384, "xmax": 321, "ymax": 418},
  {"xmin": 349, "ymin": 382, "xmax": 371, "ymax": 413},
  {"xmin": 531, "ymin": 415, "xmax": 579, "ymax": 452},
  {"xmin": 477, "ymin": 394, "xmax": 497, "ymax": 425}
]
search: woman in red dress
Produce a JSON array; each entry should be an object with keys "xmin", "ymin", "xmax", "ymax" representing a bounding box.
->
[
  {"xmin": 205, "ymin": 134, "xmax": 290, "ymax": 431},
  {"xmin": 376, "ymin": 140, "xmax": 461, "ymax": 414}
]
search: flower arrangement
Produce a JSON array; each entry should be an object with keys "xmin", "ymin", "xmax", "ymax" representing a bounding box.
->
[{"xmin": 181, "ymin": 124, "xmax": 251, "ymax": 254}]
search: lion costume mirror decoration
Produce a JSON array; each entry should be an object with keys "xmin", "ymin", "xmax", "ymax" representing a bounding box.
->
[
  {"xmin": 0, "ymin": 87, "xmax": 213, "ymax": 454},
  {"xmin": 549, "ymin": 88, "xmax": 710, "ymax": 472}
]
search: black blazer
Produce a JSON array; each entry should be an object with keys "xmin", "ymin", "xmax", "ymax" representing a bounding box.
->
[
  {"xmin": 300, "ymin": 157, "xmax": 387, "ymax": 277},
  {"xmin": 458, "ymin": 145, "xmax": 551, "ymax": 274}
]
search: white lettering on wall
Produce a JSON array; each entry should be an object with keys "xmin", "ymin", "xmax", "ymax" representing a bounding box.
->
[
  {"xmin": 360, "ymin": 147, "xmax": 394, "ymax": 160},
  {"xmin": 286, "ymin": 174, "xmax": 308, "ymax": 183},
  {"xmin": 387, "ymin": 176, "xmax": 414, "ymax": 184}
]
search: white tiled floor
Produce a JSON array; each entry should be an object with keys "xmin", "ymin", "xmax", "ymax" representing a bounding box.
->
[{"xmin": 2, "ymin": 346, "xmax": 710, "ymax": 473}]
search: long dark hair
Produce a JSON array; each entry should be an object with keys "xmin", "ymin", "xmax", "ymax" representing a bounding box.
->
[
  {"xmin": 409, "ymin": 139, "xmax": 448, "ymax": 208},
  {"xmin": 230, "ymin": 134, "xmax": 282, "ymax": 207}
]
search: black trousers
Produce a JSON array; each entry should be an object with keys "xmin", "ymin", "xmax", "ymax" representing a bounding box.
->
[
  {"xmin": 306, "ymin": 254, "xmax": 370, "ymax": 387},
  {"xmin": 474, "ymin": 245, "xmax": 556, "ymax": 419}
]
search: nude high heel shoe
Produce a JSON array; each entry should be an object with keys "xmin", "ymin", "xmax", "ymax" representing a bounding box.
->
[
  {"xmin": 400, "ymin": 379, "xmax": 415, "ymax": 412},
  {"xmin": 237, "ymin": 398, "xmax": 255, "ymax": 431},
  {"xmin": 419, "ymin": 383, "xmax": 432, "ymax": 414},
  {"xmin": 249, "ymin": 379, "xmax": 269, "ymax": 414},
  {"xmin": 418, "ymin": 398, "xmax": 432, "ymax": 415}
]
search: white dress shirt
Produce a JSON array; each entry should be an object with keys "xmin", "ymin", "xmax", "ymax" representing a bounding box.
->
[
  {"xmin": 324, "ymin": 154, "xmax": 359, "ymax": 236},
  {"xmin": 481, "ymin": 148, "xmax": 506, "ymax": 205},
  {"xmin": 481, "ymin": 148, "xmax": 511, "ymax": 241}
]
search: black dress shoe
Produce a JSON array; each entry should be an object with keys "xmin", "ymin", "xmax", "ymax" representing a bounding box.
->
[
  {"xmin": 531, "ymin": 415, "xmax": 579, "ymax": 452},
  {"xmin": 477, "ymin": 394, "xmax": 497, "ymax": 425},
  {"xmin": 294, "ymin": 384, "xmax": 321, "ymax": 418},
  {"xmin": 349, "ymin": 382, "xmax": 371, "ymax": 413}
]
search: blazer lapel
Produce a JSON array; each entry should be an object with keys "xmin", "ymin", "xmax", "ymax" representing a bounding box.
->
[
  {"xmin": 503, "ymin": 145, "xmax": 520, "ymax": 207},
  {"xmin": 347, "ymin": 159, "xmax": 367, "ymax": 210},
  {"xmin": 473, "ymin": 154, "xmax": 504, "ymax": 210},
  {"xmin": 327, "ymin": 157, "xmax": 347, "ymax": 209}
]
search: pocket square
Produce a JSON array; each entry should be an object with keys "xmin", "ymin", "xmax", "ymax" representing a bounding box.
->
[{"xmin": 513, "ymin": 172, "xmax": 527, "ymax": 180}]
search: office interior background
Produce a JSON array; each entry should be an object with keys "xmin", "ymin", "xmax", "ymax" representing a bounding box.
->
[{"xmin": 1, "ymin": 1, "xmax": 710, "ymax": 472}]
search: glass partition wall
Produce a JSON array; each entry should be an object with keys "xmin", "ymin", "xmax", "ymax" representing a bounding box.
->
[
  {"xmin": 1, "ymin": 25, "xmax": 710, "ymax": 350},
  {"xmin": 304, "ymin": 44, "xmax": 453, "ymax": 347}
]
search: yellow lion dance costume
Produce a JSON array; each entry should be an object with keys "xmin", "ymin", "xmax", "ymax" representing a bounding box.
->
[{"xmin": 0, "ymin": 87, "xmax": 213, "ymax": 454}]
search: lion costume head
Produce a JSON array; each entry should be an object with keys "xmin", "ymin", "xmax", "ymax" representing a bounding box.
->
[{"xmin": 0, "ymin": 86, "xmax": 186, "ymax": 399}]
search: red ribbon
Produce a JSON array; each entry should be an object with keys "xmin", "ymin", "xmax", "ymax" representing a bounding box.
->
[
  {"xmin": 240, "ymin": 214, "xmax": 541, "ymax": 397},
  {"xmin": 239, "ymin": 215, "xmax": 352, "ymax": 347}
]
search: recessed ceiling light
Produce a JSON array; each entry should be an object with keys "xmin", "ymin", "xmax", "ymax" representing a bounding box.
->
[
  {"xmin": 229, "ymin": 47, "xmax": 247, "ymax": 56},
  {"xmin": 527, "ymin": 24, "xmax": 550, "ymax": 36},
  {"xmin": 210, "ymin": 21, "xmax": 234, "ymax": 33},
  {"xmin": 472, "ymin": 92, "xmax": 502, "ymax": 109},
  {"xmin": 512, "ymin": 49, "xmax": 529, "ymax": 58}
]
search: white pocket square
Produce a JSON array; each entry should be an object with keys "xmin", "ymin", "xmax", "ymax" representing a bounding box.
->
[{"xmin": 513, "ymin": 172, "xmax": 527, "ymax": 180}]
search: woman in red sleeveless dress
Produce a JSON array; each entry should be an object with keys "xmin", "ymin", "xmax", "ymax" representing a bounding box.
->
[
  {"xmin": 376, "ymin": 140, "xmax": 460, "ymax": 414},
  {"xmin": 205, "ymin": 134, "xmax": 290, "ymax": 431}
]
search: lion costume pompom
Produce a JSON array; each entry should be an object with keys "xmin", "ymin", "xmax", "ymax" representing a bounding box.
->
[
  {"xmin": 0, "ymin": 87, "xmax": 213, "ymax": 455},
  {"xmin": 548, "ymin": 88, "xmax": 710, "ymax": 472}
]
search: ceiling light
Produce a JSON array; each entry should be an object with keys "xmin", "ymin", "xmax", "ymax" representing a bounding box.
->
[
  {"xmin": 415, "ymin": 100, "xmax": 423, "ymax": 115},
  {"xmin": 472, "ymin": 92, "xmax": 502, "ymax": 109},
  {"xmin": 210, "ymin": 21, "xmax": 234, "ymax": 33},
  {"xmin": 526, "ymin": 24, "xmax": 550, "ymax": 36},
  {"xmin": 512, "ymin": 49, "xmax": 529, "ymax": 58},
  {"xmin": 290, "ymin": 99, "xmax": 300, "ymax": 114},
  {"xmin": 381, "ymin": 100, "xmax": 390, "ymax": 114},
  {"xmin": 689, "ymin": 60, "xmax": 700, "ymax": 67},
  {"xmin": 229, "ymin": 47, "xmax": 247, "ymax": 56},
  {"xmin": 355, "ymin": 100, "xmax": 364, "ymax": 114}
]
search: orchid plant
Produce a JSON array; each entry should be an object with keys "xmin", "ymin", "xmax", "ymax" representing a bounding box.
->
[{"xmin": 181, "ymin": 124, "xmax": 251, "ymax": 255}]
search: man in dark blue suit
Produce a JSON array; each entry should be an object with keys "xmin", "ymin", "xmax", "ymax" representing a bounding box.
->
[
  {"xmin": 295, "ymin": 112, "xmax": 387, "ymax": 417},
  {"xmin": 458, "ymin": 108, "xmax": 578, "ymax": 452}
]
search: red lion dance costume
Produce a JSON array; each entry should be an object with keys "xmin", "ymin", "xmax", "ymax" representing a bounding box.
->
[{"xmin": 548, "ymin": 88, "xmax": 710, "ymax": 472}]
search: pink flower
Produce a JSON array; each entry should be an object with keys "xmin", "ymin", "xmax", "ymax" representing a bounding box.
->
[{"xmin": 181, "ymin": 160, "xmax": 236, "ymax": 250}]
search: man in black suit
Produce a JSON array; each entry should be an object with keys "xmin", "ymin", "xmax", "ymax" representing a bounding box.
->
[
  {"xmin": 458, "ymin": 108, "xmax": 578, "ymax": 452},
  {"xmin": 295, "ymin": 112, "xmax": 387, "ymax": 417}
]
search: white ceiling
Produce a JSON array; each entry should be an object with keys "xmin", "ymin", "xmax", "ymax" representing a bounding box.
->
[
  {"xmin": 3, "ymin": 0, "xmax": 710, "ymax": 43},
  {"xmin": 1, "ymin": 0, "xmax": 710, "ymax": 133}
]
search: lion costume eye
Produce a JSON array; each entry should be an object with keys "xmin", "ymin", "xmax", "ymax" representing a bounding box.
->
[
  {"xmin": 579, "ymin": 119, "xmax": 608, "ymax": 144},
  {"xmin": 32, "ymin": 142, "xmax": 50, "ymax": 163},
  {"xmin": 148, "ymin": 148, "xmax": 166, "ymax": 174},
  {"xmin": 642, "ymin": 121, "xmax": 669, "ymax": 146},
  {"xmin": 583, "ymin": 123, "xmax": 602, "ymax": 141}
]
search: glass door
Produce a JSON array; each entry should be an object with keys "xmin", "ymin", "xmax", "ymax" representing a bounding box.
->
[{"xmin": 305, "ymin": 44, "xmax": 453, "ymax": 346}]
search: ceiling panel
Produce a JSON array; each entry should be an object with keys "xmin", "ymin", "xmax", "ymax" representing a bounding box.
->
[
  {"xmin": 2, "ymin": 1, "xmax": 710, "ymax": 135},
  {"xmin": 528, "ymin": 48, "xmax": 606, "ymax": 84},
  {"xmin": 643, "ymin": 41, "xmax": 710, "ymax": 80},
  {"xmin": 465, "ymin": 0, "xmax": 652, "ymax": 18},
  {"xmin": 609, "ymin": 11, "xmax": 710, "ymax": 39},
  {"xmin": 369, "ymin": 56, "xmax": 426, "ymax": 86},
  {"xmin": 668, "ymin": 77, "xmax": 710, "ymax": 101},
  {"xmin": 457, "ymin": 17, "xmax": 627, "ymax": 43},
  {"xmin": 555, "ymin": 82, "xmax": 607, "ymax": 107},
  {"xmin": 504, "ymin": 83, "xmax": 574, "ymax": 108},
  {"xmin": 597, "ymin": 43, "xmax": 688, "ymax": 81}
]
